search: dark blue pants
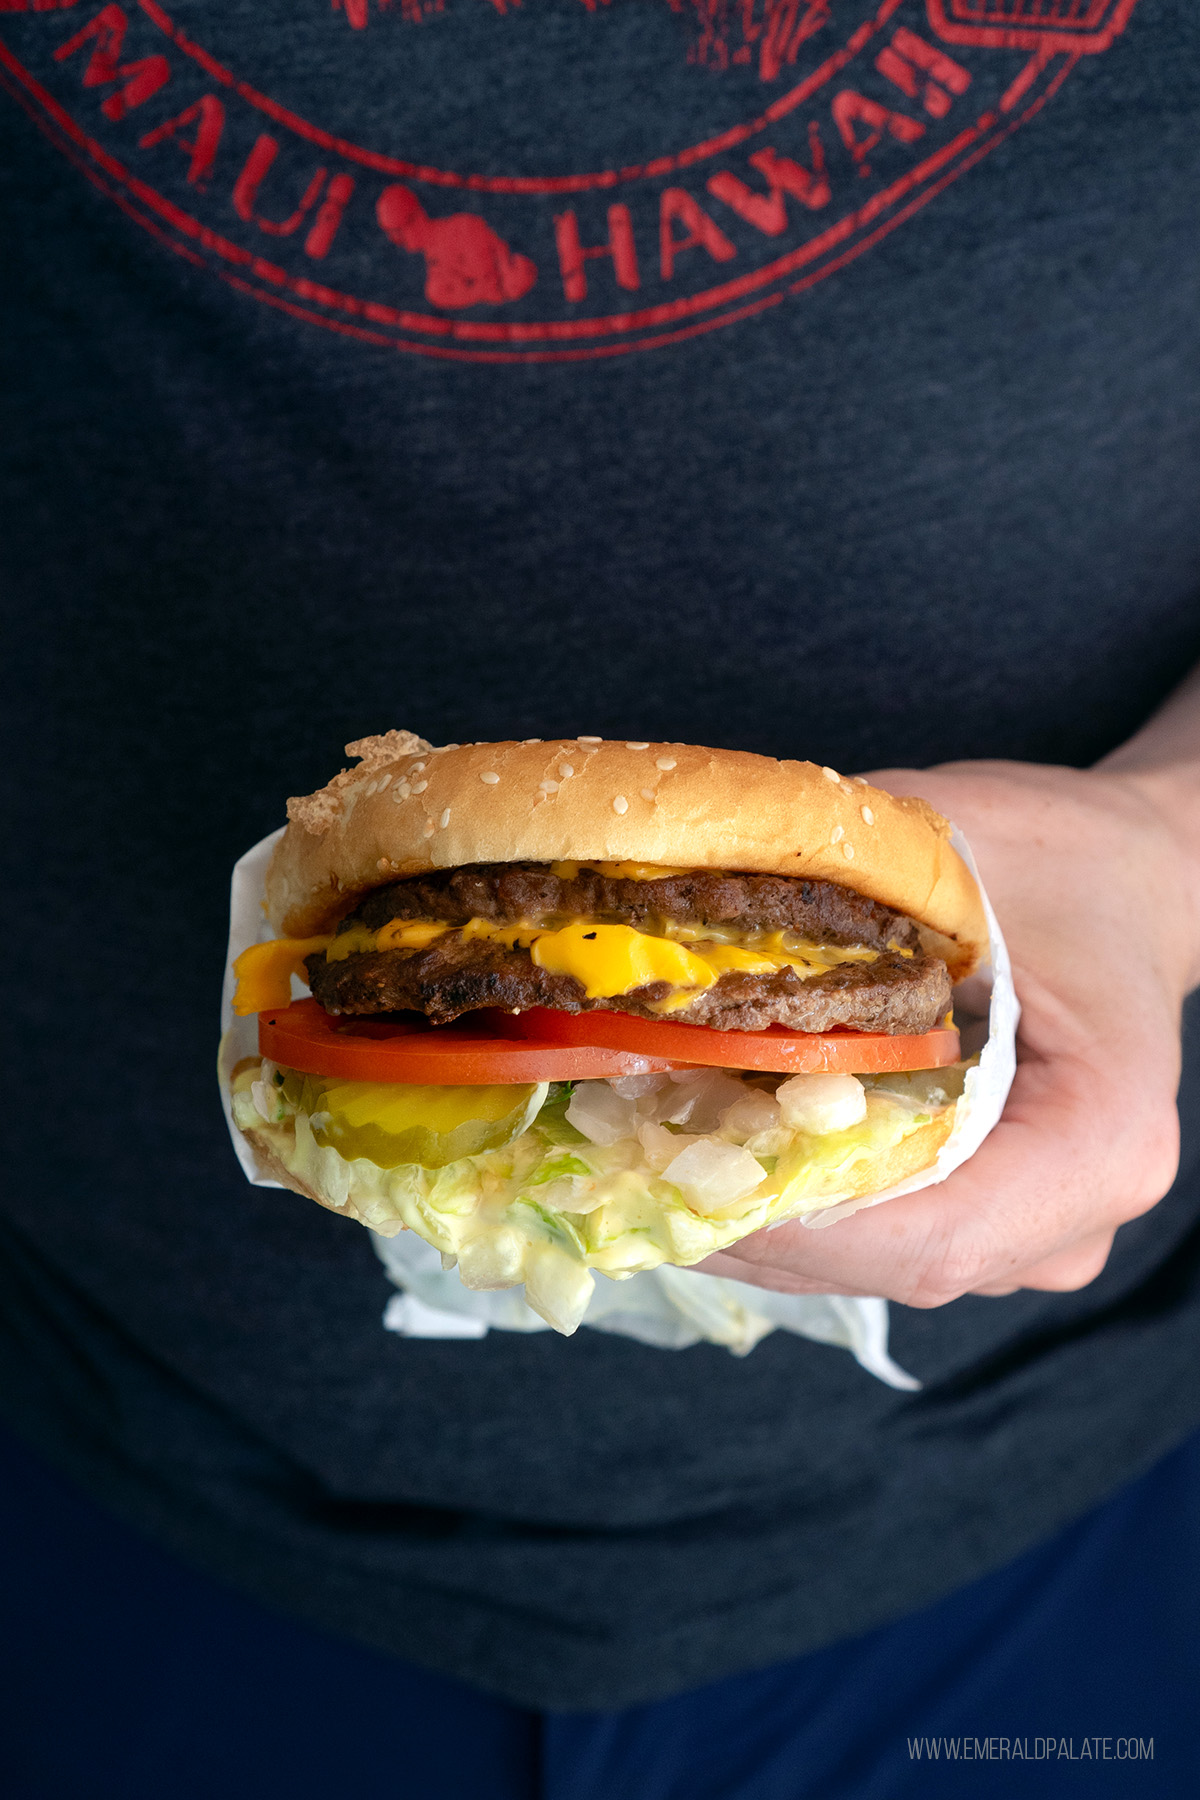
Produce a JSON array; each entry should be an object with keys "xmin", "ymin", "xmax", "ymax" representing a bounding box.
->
[{"xmin": 2, "ymin": 1420, "xmax": 1196, "ymax": 1799}]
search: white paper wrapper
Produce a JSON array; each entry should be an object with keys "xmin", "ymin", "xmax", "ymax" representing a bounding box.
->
[
  {"xmin": 797, "ymin": 827, "xmax": 1018, "ymax": 1230},
  {"xmin": 219, "ymin": 825, "xmax": 1018, "ymax": 1389}
]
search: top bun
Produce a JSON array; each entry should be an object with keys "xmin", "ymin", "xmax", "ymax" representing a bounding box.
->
[{"xmin": 266, "ymin": 732, "xmax": 987, "ymax": 979}]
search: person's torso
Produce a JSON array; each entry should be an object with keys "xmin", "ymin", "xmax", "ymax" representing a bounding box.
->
[{"xmin": 3, "ymin": 0, "xmax": 1200, "ymax": 1706}]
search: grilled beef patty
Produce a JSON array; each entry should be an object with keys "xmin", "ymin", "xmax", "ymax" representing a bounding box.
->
[
  {"xmin": 307, "ymin": 936, "xmax": 951, "ymax": 1034},
  {"xmin": 343, "ymin": 864, "xmax": 920, "ymax": 951},
  {"xmin": 307, "ymin": 865, "xmax": 948, "ymax": 1034}
]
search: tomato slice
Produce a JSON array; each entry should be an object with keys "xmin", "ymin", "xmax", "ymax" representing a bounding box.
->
[
  {"xmin": 259, "ymin": 999, "xmax": 960, "ymax": 1083},
  {"xmin": 491, "ymin": 1007, "xmax": 961, "ymax": 1075},
  {"xmin": 257, "ymin": 999, "xmax": 693, "ymax": 1084}
]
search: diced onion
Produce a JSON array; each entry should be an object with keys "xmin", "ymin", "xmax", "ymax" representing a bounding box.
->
[
  {"xmin": 608, "ymin": 1072, "xmax": 671, "ymax": 1100},
  {"xmin": 776, "ymin": 1073, "xmax": 867, "ymax": 1135},
  {"xmin": 537, "ymin": 1177, "xmax": 605, "ymax": 1215},
  {"xmin": 637, "ymin": 1120, "xmax": 701, "ymax": 1173},
  {"xmin": 457, "ymin": 1230, "xmax": 526, "ymax": 1289},
  {"xmin": 652, "ymin": 1069, "xmax": 746, "ymax": 1129},
  {"xmin": 250, "ymin": 1077, "xmax": 277, "ymax": 1122},
  {"xmin": 662, "ymin": 1137, "xmax": 767, "ymax": 1214},
  {"xmin": 719, "ymin": 1090, "xmax": 782, "ymax": 1142},
  {"xmin": 565, "ymin": 1083, "xmax": 639, "ymax": 1145}
]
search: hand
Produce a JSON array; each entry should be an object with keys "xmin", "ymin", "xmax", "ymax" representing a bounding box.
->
[{"xmin": 700, "ymin": 752, "xmax": 1200, "ymax": 1307}]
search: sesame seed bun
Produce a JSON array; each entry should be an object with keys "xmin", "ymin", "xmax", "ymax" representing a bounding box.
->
[{"xmin": 266, "ymin": 732, "xmax": 987, "ymax": 979}]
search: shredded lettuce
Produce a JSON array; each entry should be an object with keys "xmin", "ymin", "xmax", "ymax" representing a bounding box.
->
[
  {"xmin": 530, "ymin": 1083, "xmax": 587, "ymax": 1146},
  {"xmin": 231, "ymin": 1063, "xmax": 962, "ymax": 1335}
]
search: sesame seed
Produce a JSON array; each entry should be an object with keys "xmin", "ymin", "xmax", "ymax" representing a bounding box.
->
[
  {"xmin": 613, "ymin": 795, "xmax": 628, "ymax": 814},
  {"xmin": 843, "ymin": 842, "xmax": 855, "ymax": 860},
  {"xmin": 578, "ymin": 735, "xmax": 602, "ymax": 745},
  {"xmin": 422, "ymin": 822, "xmax": 434, "ymax": 839},
  {"xmin": 539, "ymin": 779, "xmax": 559, "ymax": 793},
  {"xmin": 830, "ymin": 825, "xmax": 844, "ymax": 844},
  {"xmin": 439, "ymin": 808, "xmax": 451, "ymax": 829},
  {"xmin": 522, "ymin": 738, "xmax": 542, "ymax": 745},
  {"xmin": 411, "ymin": 780, "xmax": 428, "ymax": 794},
  {"xmin": 365, "ymin": 780, "xmax": 378, "ymax": 796},
  {"xmin": 377, "ymin": 772, "xmax": 391, "ymax": 792},
  {"xmin": 655, "ymin": 756, "xmax": 676, "ymax": 771},
  {"xmin": 410, "ymin": 763, "xmax": 426, "ymax": 773},
  {"xmin": 391, "ymin": 787, "xmax": 407, "ymax": 804},
  {"xmin": 626, "ymin": 741, "xmax": 649, "ymax": 750},
  {"xmin": 480, "ymin": 772, "xmax": 500, "ymax": 785},
  {"xmin": 860, "ymin": 805, "xmax": 875, "ymax": 825},
  {"xmin": 640, "ymin": 788, "xmax": 655, "ymax": 801},
  {"xmin": 822, "ymin": 766, "xmax": 840, "ymax": 784},
  {"xmin": 559, "ymin": 764, "xmax": 574, "ymax": 779}
]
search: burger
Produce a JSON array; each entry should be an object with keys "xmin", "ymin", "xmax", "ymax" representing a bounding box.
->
[{"xmin": 228, "ymin": 732, "xmax": 987, "ymax": 1333}]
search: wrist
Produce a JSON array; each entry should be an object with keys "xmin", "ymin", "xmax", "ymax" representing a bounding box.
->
[{"xmin": 1107, "ymin": 762, "xmax": 1200, "ymax": 994}]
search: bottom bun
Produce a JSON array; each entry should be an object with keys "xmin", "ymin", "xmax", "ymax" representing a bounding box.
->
[
  {"xmin": 232, "ymin": 1063, "xmax": 962, "ymax": 1334},
  {"xmin": 822, "ymin": 1108, "xmax": 954, "ymax": 1202}
]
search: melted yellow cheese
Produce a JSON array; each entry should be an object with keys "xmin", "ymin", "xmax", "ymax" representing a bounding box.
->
[
  {"xmin": 325, "ymin": 919, "xmax": 454, "ymax": 961},
  {"xmin": 459, "ymin": 917, "xmax": 541, "ymax": 952},
  {"xmin": 231, "ymin": 937, "xmax": 331, "ymax": 1015},
  {"xmin": 323, "ymin": 925, "xmax": 376, "ymax": 961},
  {"xmin": 529, "ymin": 921, "xmax": 716, "ymax": 999},
  {"xmin": 375, "ymin": 920, "xmax": 454, "ymax": 952},
  {"xmin": 550, "ymin": 861, "xmax": 697, "ymax": 881},
  {"xmin": 233, "ymin": 917, "xmax": 882, "ymax": 1014}
]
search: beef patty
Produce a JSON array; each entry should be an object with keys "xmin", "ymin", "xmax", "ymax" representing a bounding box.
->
[
  {"xmin": 307, "ymin": 865, "xmax": 949, "ymax": 1035},
  {"xmin": 308, "ymin": 936, "xmax": 950, "ymax": 1034},
  {"xmin": 343, "ymin": 864, "xmax": 921, "ymax": 951}
]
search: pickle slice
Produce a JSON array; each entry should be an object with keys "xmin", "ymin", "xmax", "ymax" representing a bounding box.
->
[{"xmin": 298, "ymin": 1075, "xmax": 548, "ymax": 1170}]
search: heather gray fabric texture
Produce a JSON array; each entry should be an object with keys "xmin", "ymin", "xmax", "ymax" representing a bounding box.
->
[{"xmin": 2, "ymin": 0, "xmax": 1199, "ymax": 1708}]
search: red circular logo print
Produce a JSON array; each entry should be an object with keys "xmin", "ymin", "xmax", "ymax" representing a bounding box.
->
[{"xmin": 0, "ymin": 0, "xmax": 1142, "ymax": 360}]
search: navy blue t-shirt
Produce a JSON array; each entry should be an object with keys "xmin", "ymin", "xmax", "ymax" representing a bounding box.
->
[{"xmin": 2, "ymin": 0, "xmax": 1199, "ymax": 1707}]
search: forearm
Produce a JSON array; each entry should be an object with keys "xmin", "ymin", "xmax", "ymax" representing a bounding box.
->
[
  {"xmin": 1098, "ymin": 660, "xmax": 1200, "ymax": 991},
  {"xmin": 1100, "ymin": 662, "xmax": 1200, "ymax": 774}
]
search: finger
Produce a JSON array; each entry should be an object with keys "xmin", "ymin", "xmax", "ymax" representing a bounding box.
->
[
  {"xmin": 696, "ymin": 1249, "xmax": 882, "ymax": 1298},
  {"xmin": 710, "ymin": 1040, "xmax": 1179, "ymax": 1307},
  {"xmin": 969, "ymin": 1230, "xmax": 1117, "ymax": 1297}
]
